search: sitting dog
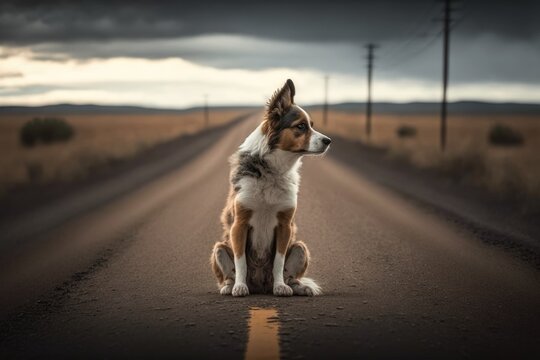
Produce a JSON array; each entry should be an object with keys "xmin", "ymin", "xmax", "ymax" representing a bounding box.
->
[{"xmin": 210, "ymin": 79, "xmax": 331, "ymax": 297}]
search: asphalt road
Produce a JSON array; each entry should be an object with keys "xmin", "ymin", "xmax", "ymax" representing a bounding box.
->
[{"xmin": 1, "ymin": 114, "xmax": 540, "ymax": 359}]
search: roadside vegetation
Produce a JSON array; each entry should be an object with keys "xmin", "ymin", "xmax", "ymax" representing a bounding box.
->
[
  {"xmin": 313, "ymin": 110, "xmax": 540, "ymax": 206},
  {"xmin": 0, "ymin": 110, "xmax": 250, "ymax": 195},
  {"xmin": 396, "ymin": 125, "xmax": 417, "ymax": 138},
  {"xmin": 488, "ymin": 124, "xmax": 524, "ymax": 146},
  {"xmin": 20, "ymin": 117, "xmax": 74, "ymax": 147}
]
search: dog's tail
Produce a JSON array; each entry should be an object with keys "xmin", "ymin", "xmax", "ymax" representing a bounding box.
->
[{"xmin": 299, "ymin": 277, "xmax": 322, "ymax": 296}]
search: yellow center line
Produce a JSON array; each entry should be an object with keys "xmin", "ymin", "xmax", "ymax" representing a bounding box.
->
[{"xmin": 245, "ymin": 307, "xmax": 280, "ymax": 360}]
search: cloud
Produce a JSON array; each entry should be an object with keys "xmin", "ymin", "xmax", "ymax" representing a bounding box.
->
[
  {"xmin": 4, "ymin": 32, "xmax": 538, "ymax": 86},
  {"xmin": 24, "ymin": 35, "xmax": 364, "ymax": 73},
  {"xmin": 0, "ymin": 70, "xmax": 22, "ymax": 79},
  {"xmin": 1, "ymin": 0, "xmax": 539, "ymax": 45},
  {"xmin": 1, "ymin": 0, "xmax": 539, "ymax": 105},
  {"xmin": 377, "ymin": 34, "xmax": 540, "ymax": 84},
  {"xmin": 1, "ymin": 48, "xmax": 540, "ymax": 107}
]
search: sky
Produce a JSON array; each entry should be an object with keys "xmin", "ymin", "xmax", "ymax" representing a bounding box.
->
[{"xmin": 1, "ymin": 0, "xmax": 539, "ymax": 108}]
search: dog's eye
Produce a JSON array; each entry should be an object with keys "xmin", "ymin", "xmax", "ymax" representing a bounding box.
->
[{"xmin": 296, "ymin": 123, "xmax": 306, "ymax": 131}]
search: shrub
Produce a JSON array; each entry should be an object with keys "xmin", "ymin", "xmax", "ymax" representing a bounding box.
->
[
  {"xmin": 20, "ymin": 117, "xmax": 74, "ymax": 147},
  {"xmin": 396, "ymin": 125, "xmax": 417, "ymax": 138},
  {"xmin": 488, "ymin": 124, "xmax": 523, "ymax": 146}
]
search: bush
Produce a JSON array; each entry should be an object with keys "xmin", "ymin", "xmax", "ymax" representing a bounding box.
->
[
  {"xmin": 488, "ymin": 124, "xmax": 523, "ymax": 146},
  {"xmin": 20, "ymin": 117, "xmax": 74, "ymax": 147},
  {"xmin": 396, "ymin": 125, "xmax": 417, "ymax": 138}
]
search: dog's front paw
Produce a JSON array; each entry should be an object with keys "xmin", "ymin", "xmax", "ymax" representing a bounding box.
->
[
  {"xmin": 220, "ymin": 284, "xmax": 233, "ymax": 295},
  {"xmin": 290, "ymin": 283, "xmax": 313, "ymax": 296},
  {"xmin": 232, "ymin": 283, "xmax": 249, "ymax": 297},
  {"xmin": 304, "ymin": 287, "xmax": 315, "ymax": 296},
  {"xmin": 273, "ymin": 283, "xmax": 293, "ymax": 297}
]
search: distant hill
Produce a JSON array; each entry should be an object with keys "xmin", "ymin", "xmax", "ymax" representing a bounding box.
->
[
  {"xmin": 0, "ymin": 104, "xmax": 258, "ymax": 115},
  {"xmin": 307, "ymin": 101, "xmax": 540, "ymax": 114},
  {"xmin": 0, "ymin": 101, "xmax": 539, "ymax": 115}
]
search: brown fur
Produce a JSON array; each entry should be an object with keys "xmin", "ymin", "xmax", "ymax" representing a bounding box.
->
[
  {"xmin": 265, "ymin": 79, "xmax": 295, "ymax": 124},
  {"xmin": 263, "ymin": 79, "xmax": 309, "ymax": 151},
  {"xmin": 212, "ymin": 186, "xmax": 308, "ymax": 293},
  {"xmin": 261, "ymin": 119, "xmax": 271, "ymax": 136},
  {"xmin": 210, "ymin": 236, "xmax": 310, "ymax": 294},
  {"xmin": 220, "ymin": 187, "xmax": 236, "ymax": 241},
  {"xmin": 276, "ymin": 118, "xmax": 313, "ymax": 152},
  {"xmin": 210, "ymin": 79, "xmax": 319, "ymax": 295},
  {"xmin": 230, "ymin": 202, "xmax": 252, "ymax": 257},
  {"xmin": 276, "ymin": 208, "xmax": 295, "ymax": 254},
  {"xmin": 285, "ymin": 241, "xmax": 309, "ymax": 279},
  {"xmin": 210, "ymin": 241, "xmax": 234, "ymax": 284}
]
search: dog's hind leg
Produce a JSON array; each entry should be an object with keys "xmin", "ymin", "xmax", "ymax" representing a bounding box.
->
[
  {"xmin": 211, "ymin": 242, "xmax": 235, "ymax": 295},
  {"xmin": 284, "ymin": 241, "xmax": 322, "ymax": 296}
]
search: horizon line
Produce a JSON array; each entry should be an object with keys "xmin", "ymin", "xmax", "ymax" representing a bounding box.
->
[{"xmin": 1, "ymin": 99, "xmax": 540, "ymax": 112}]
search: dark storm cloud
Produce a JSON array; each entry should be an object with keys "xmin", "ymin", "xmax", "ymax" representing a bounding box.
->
[
  {"xmin": 2, "ymin": 0, "xmax": 539, "ymax": 86},
  {"xmin": 21, "ymin": 34, "xmax": 540, "ymax": 85},
  {"xmin": 1, "ymin": 0, "xmax": 539, "ymax": 45},
  {"xmin": 28, "ymin": 35, "xmax": 365, "ymax": 72}
]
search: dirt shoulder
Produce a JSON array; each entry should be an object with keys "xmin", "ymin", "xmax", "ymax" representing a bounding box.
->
[
  {"xmin": 0, "ymin": 113, "xmax": 253, "ymax": 251},
  {"xmin": 328, "ymin": 134, "xmax": 540, "ymax": 269}
]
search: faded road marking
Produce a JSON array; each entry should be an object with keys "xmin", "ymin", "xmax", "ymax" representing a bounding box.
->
[{"xmin": 245, "ymin": 307, "xmax": 280, "ymax": 360}]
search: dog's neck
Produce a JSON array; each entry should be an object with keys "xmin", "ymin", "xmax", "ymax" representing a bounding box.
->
[
  {"xmin": 239, "ymin": 124, "xmax": 302, "ymax": 175},
  {"xmin": 266, "ymin": 149, "xmax": 302, "ymax": 175}
]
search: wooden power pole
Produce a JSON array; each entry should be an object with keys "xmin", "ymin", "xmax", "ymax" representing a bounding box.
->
[
  {"xmin": 440, "ymin": 0, "xmax": 452, "ymax": 151},
  {"xmin": 365, "ymin": 43, "xmax": 378, "ymax": 139},
  {"xmin": 323, "ymin": 75, "xmax": 329, "ymax": 126},
  {"xmin": 204, "ymin": 94, "xmax": 209, "ymax": 128}
]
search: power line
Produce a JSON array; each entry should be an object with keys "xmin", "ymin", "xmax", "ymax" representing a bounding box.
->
[
  {"xmin": 358, "ymin": 0, "xmax": 463, "ymax": 146},
  {"xmin": 377, "ymin": 2, "xmax": 440, "ymax": 61},
  {"xmin": 378, "ymin": 1, "xmax": 464, "ymax": 73},
  {"xmin": 379, "ymin": 29, "xmax": 443, "ymax": 71}
]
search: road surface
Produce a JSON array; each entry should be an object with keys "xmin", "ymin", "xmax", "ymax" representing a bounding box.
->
[{"xmin": 1, "ymin": 114, "xmax": 540, "ymax": 359}]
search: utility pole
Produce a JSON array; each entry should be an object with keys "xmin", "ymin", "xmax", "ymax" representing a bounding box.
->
[
  {"xmin": 323, "ymin": 75, "xmax": 329, "ymax": 126},
  {"xmin": 440, "ymin": 0, "xmax": 452, "ymax": 151},
  {"xmin": 204, "ymin": 94, "xmax": 209, "ymax": 128},
  {"xmin": 365, "ymin": 43, "xmax": 378, "ymax": 139}
]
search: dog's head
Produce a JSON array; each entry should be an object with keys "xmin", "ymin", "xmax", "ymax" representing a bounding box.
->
[{"xmin": 263, "ymin": 79, "xmax": 331, "ymax": 155}]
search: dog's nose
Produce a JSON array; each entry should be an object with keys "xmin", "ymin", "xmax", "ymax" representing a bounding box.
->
[{"xmin": 322, "ymin": 137, "xmax": 332, "ymax": 145}]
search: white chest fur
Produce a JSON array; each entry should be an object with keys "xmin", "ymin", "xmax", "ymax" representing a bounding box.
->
[
  {"xmin": 237, "ymin": 165, "xmax": 299, "ymax": 259},
  {"xmin": 234, "ymin": 126, "xmax": 302, "ymax": 258}
]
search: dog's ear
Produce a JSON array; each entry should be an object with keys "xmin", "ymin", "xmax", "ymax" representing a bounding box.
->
[{"xmin": 266, "ymin": 79, "xmax": 295, "ymax": 123}]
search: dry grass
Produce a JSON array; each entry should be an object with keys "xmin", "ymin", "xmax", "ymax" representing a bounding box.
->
[
  {"xmin": 312, "ymin": 110, "xmax": 540, "ymax": 200},
  {"xmin": 0, "ymin": 110, "xmax": 250, "ymax": 194}
]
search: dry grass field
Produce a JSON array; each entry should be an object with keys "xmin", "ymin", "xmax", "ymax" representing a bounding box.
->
[
  {"xmin": 312, "ymin": 110, "xmax": 540, "ymax": 202},
  {"xmin": 0, "ymin": 110, "xmax": 250, "ymax": 195}
]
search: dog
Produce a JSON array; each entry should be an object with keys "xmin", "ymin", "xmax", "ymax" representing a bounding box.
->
[{"xmin": 210, "ymin": 79, "xmax": 331, "ymax": 297}]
